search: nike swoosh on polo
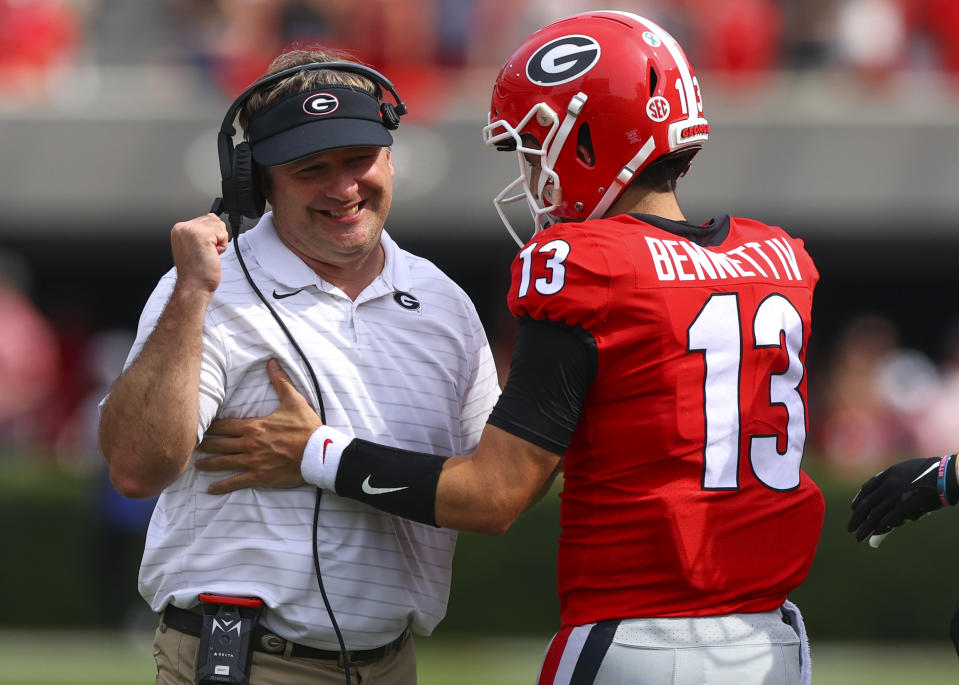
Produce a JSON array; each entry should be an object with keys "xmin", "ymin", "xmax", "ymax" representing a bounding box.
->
[
  {"xmin": 361, "ymin": 475, "xmax": 409, "ymax": 495},
  {"xmin": 273, "ymin": 288, "xmax": 305, "ymax": 299}
]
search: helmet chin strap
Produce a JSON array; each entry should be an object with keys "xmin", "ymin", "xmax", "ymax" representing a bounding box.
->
[{"xmin": 587, "ymin": 136, "xmax": 657, "ymax": 220}]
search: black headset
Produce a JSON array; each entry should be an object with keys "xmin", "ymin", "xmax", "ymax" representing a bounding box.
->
[
  {"xmin": 208, "ymin": 62, "xmax": 406, "ymax": 685},
  {"xmin": 212, "ymin": 61, "xmax": 408, "ymax": 234}
]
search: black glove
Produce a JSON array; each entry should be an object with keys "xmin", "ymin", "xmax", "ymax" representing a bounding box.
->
[{"xmin": 847, "ymin": 454, "xmax": 958, "ymax": 543}]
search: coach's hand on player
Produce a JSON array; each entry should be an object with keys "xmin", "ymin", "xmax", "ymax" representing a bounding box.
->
[
  {"xmin": 196, "ymin": 359, "xmax": 322, "ymax": 493},
  {"xmin": 847, "ymin": 455, "xmax": 957, "ymax": 542}
]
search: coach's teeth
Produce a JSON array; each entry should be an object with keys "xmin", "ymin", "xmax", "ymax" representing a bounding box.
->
[{"xmin": 328, "ymin": 206, "xmax": 360, "ymax": 218}]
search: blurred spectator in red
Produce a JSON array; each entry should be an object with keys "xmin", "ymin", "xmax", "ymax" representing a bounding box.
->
[
  {"xmin": 187, "ymin": 0, "xmax": 342, "ymax": 97},
  {"xmin": 874, "ymin": 345, "xmax": 941, "ymax": 452},
  {"xmin": 194, "ymin": 0, "xmax": 450, "ymax": 120},
  {"xmin": 318, "ymin": 0, "xmax": 461, "ymax": 122},
  {"xmin": 0, "ymin": 0, "xmax": 81, "ymax": 100},
  {"xmin": 331, "ymin": 0, "xmax": 436, "ymax": 68},
  {"xmin": 0, "ymin": 250, "xmax": 60, "ymax": 450},
  {"xmin": 813, "ymin": 314, "xmax": 911, "ymax": 478},
  {"xmin": 918, "ymin": 0, "xmax": 959, "ymax": 76},
  {"xmin": 204, "ymin": 0, "xmax": 290, "ymax": 96},
  {"xmin": 685, "ymin": 0, "xmax": 782, "ymax": 81},
  {"xmin": 911, "ymin": 322, "xmax": 959, "ymax": 456},
  {"xmin": 55, "ymin": 327, "xmax": 134, "ymax": 468},
  {"xmin": 833, "ymin": 0, "xmax": 907, "ymax": 87}
]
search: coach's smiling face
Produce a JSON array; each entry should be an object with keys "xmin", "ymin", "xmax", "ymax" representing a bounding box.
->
[{"xmin": 265, "ymin": 145, "xmax": 394, "ymax": 275}]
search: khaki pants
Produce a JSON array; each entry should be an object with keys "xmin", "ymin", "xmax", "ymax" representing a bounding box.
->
[{"xmin": 153, "ymin": 622, "xmax": 417, "ymax": 685}]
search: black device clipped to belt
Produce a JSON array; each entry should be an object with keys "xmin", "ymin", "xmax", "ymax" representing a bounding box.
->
[{"xmin": 196, "ymin": 593, "xmax": 264, "ymax": 685}]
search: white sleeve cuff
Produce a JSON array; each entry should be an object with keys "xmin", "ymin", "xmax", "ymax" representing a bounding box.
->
[{"xmin": 301, "ymin": 425, "xmax": 354, "ymax": 491}]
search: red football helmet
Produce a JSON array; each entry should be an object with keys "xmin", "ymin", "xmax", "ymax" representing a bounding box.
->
[{"xmin": 483, "ymin": 11, "xmax": 709, "ymax": 246}]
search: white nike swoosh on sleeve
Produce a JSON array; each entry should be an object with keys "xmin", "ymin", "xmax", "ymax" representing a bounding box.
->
[{"xmin": 361, "ymin": 475, "xmax": 410, "ymax": 495}]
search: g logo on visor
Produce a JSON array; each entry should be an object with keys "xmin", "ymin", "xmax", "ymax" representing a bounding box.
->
[
  {"xmin": 526, "ymin": 35, "xmax": 601, "ymax": 86},
  {"xmin": 303, "ymin": 93, "xmax": 340, "ymax": 116}
]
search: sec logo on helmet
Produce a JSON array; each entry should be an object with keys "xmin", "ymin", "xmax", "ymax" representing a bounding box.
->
[{"xmin": 526, "ymin": 35, "xmax": 601, "ymax": 86}]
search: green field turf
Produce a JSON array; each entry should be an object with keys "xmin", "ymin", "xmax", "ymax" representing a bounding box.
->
[{"xmin": 0, "ymin": 630, "xmax": 956, "ymax": 684}]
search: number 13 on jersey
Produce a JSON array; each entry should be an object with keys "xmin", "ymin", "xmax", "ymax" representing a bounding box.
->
[
  {"xmin": 517, "ymin": 240, "xmax": 570, "ymax": 297},
  {"xmin": 687, "ymin": 291, "xmax": 806, "ymax": 492}
]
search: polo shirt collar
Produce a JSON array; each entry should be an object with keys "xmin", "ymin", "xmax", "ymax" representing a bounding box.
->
[
  {"xmin": 379, "ymin": 229, "xmax": 412, "ymax": 293},
  {"xmin": 241, "ymin": 211, "xmax": 411, "ymax": 293}
]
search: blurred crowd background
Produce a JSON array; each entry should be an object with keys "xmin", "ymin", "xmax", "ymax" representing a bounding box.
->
[
  {"xmin": 4, "ymin": 0, "xmax": 959, "ymax": 103},
  {"xmin": 3, "ymin": 0, "xmax": 959, "ymax": 631},
  {"xmin": 4, "ymin": 0, "xmax": 959, "ymax": 476}
]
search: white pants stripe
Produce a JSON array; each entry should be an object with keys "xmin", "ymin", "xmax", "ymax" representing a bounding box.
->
[
  {"xmin": 538, "ymin": 606, "xmax": 806, "ymax": 685},
  {"xmin": 552, "ymin": 625, "xmax": 592, "ymax": 685}
]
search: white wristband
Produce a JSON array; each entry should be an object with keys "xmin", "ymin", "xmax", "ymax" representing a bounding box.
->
[{"xmin": 301, "ymin": 425, "xmax": 354, "ymax": 491}]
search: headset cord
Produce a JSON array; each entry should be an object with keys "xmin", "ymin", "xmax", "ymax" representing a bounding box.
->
[{"xmin": 230, "ymin": 221, "xmax": 354, "ymax": 685}]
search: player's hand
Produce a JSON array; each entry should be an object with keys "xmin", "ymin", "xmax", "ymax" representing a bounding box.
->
[
  {"xmin": 196, "ymin": 359, "xmax": 322, "ymax": 493},
  {"xmin": 847, "ymin": 456, "xmax": 945, "ymax": 542},
  {"xmin": 170, "ymin": 213, "xmax": 230, "ymax": 294}
]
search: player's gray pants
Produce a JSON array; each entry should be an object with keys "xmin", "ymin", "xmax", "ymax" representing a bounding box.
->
[{"xmin": 537, "ymin": 603, "xmax": 808, "ymax": 685}]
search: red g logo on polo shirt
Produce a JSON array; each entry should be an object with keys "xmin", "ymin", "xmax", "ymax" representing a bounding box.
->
[{"xmin": 303, "ymin": 93, "xmax": 339, "ymax": 116}]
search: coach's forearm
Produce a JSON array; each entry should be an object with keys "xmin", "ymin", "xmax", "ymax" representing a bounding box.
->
[{"xmin": 99, "ymin": 284, "xmax": 212, "ymax": 499}]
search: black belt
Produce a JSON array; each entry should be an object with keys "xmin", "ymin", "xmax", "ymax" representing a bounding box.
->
[{"xmin": 161, "ymin": 605, "xmax": 409, "ymax": 665}]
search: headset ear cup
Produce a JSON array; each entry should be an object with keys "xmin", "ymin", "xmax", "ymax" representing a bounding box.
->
[
  {"xmin": 380, "ymin": 103, "xmax": 401, "ymax": 130},
  {"xmin": 232, "ymin": 142, "xmax": 265, "ymax": 219}
]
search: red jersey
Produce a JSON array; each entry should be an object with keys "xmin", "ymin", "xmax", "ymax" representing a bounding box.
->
[{"xmin": 506, "ymin": 214, "xmax": 824, "ymax": 628}]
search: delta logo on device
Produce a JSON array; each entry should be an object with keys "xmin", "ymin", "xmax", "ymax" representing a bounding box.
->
[
  {"xmin": 212, "ymin": 618, "xmax": 242, "ymax": 635},
  {"xmin": 303, "ymin": 93, "xmax": 339, "ymax": 116},
  {"xmin": 526, "ymin": 35, "xmax": 601, "ymax": 86}
]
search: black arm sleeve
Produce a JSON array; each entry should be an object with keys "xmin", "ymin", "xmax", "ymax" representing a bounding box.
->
[
  {"xmin": 333, "ymin": 316, "xmax": 596, "ymax": 525},
  {"xmin": 487, "ymin": 316, "xmax": 598, "ymax": 455},
  {"xmin": 335, "ymin": 439, "xmax": 448, "ymax": 527}
]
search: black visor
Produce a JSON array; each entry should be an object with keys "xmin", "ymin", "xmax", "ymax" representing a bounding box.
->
[{"xmin": 247, "ymin": 85, "xmax": 393, "ymax": 166}]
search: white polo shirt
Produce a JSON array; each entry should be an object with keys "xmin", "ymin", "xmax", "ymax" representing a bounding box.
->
[{"xmin": 124, "ymin": 212, "xmax": 501, "ymax": 650}]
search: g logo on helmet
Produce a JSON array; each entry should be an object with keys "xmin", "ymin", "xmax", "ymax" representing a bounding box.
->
[
  {"xmin": 303, "ymin": 93, "xmax": 340, "ymax": 116},
  {"xmin": 526, "ymin": 35, "xmax": 601, "ymax": 86}
]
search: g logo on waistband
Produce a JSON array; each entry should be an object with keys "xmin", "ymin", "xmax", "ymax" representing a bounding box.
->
[
  {"xmin": 303, "ymin": 93, "xmax": 340, "ymax": 116},
  {"xmin": 526, "ymin": 35, "xmax": 601, "ymax": 86}
]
